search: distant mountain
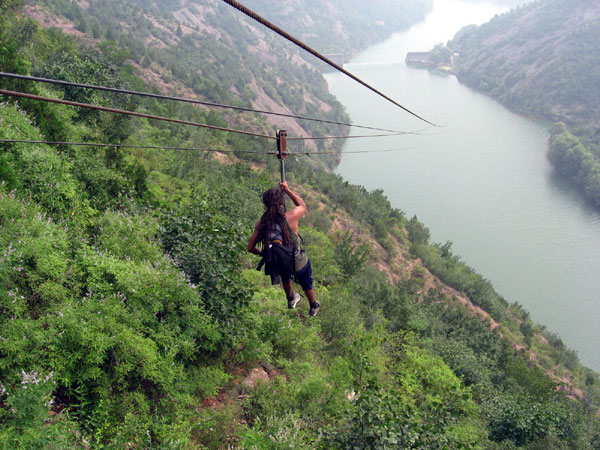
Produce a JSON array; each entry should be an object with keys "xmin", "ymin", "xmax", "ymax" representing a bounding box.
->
[
  {"xmin": 450, "ymin": 0, "xmax": 600, "ymax": 129},
  {"xmin": 448, "ymin": 0, "xmax": 600, "ymax": 207},
  {"xmin": 241, "ymin": 0, "xmax": 432, "ymax": 55}
]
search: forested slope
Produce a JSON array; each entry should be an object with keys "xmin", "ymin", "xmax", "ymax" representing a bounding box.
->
[
  {"xmin": 447, "ymin": 0, "xmax": 600, "ymax": 207},
  {"xmin": 1, "ymin": 0, "xmax": 600, "ymax": 448},
  {"xmin": 16, "ymin": 0, "xmax": 432, "ymax": 169}
]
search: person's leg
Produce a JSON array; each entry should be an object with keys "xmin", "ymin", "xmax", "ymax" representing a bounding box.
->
[
  {"xmin": 282, "ymin": 279, "xmax": 293, "ymax": 298},
  {"xmin": 282, "ymin": 277, "xmax": 300, "ymax": 308},
  {"xmin": 305, "ymin": 287, "xmax": 320, "ymax": 316},
  {"xmin": 303, "ymin": 288, "xmax": 316, "ymax": 305},
  {"xmin": 295, "ymin": 261, "xmax": 320, "ymax": 316}
]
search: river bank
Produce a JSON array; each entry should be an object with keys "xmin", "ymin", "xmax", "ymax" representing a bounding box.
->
[{"xmin": 326, "ymin": 0, "xmax": 600, "ymax": 372}]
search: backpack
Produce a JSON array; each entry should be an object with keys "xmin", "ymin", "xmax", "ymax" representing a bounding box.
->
[
  {"xmin": 262, "ymin": 240, "xmax": 296, "ymax": 276},
  {"xmin": 256, "ymin": 221, "xmax": 307, "ymax": 283}
]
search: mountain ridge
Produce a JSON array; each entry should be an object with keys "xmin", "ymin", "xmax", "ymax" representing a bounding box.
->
[
  {"xmin": 450, "ymin": 0, "xmax": 600, "ymax": 127},
  {"xmin": 444, "ymin": 0, "xmax": 600, "ymax": 208}
]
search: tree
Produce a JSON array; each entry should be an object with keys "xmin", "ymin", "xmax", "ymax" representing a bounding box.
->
[
  {"xmin": 406, "ymin": 215, "xmax": 430, "ymax": 245},
  {"xmin": 335, "ymin": 233, "xmax": 371, "ymax": 279}
]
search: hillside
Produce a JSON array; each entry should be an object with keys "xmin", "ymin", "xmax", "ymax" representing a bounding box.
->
[
  {"xmin": 450, "ymin": 0, "xmax": 600, "ymax": 127},
  {"xmin": 1, "ymin": 0, "xmax": 600, "ymax": 448},
  {"xmin": 446, "ymin": 0, "xmax": 600, "ymax": 207},
  {"xmin": 240, "ymin": 0, "xmax": 432, "ymax": 56},
  {"xmin": 15, "ymin": 0, "xmax": 433, "ymax": 169}
]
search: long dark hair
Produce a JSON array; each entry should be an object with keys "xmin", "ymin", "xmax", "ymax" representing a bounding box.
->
[{"xmin": 257, "ymin": 187, "xmax": 290, "ymax": 246}]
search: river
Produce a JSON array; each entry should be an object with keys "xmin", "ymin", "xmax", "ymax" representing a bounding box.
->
[{"xmin": 325, "ymin": 0, "xmax": 600, "ymax": 372}]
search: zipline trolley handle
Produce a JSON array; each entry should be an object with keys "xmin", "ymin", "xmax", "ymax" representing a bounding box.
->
[{"xmin": 276, "ymin": 129, "xmax": 287, "ymax": 182}]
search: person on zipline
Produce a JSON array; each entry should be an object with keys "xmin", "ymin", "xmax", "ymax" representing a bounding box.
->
[{"xmin": 248, "ymin": 181, "xmax": 320, "ymax": 316}]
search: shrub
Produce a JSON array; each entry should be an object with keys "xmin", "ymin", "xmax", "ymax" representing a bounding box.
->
[
  {"xmin": 301, "ymin": 227, "xmax": 341, "ymax": 286},
  {"xmin": 0, "ymin": 104, "xmax": 80, "ymax": 216},
  {"xmin": 334, "ymin": 232, "xmax": 370, "ymax": 279},
  {"xmin": 406, "ymin": 215, "xmax": 430, "ymax": 245},
  {"xmin": 326, "ymin": 337, "xmax": 484, "ymax": 449},
  {"xmin": 0, "ymin": 190, "xmax": 73, "ymax": 318},
  {"xmin": 0, "ymin": 370, "xmax": 82, "ymax": 449},
  {"xmin": 94, "ymin": 210, "xmax": 162, "ymax": 262}
]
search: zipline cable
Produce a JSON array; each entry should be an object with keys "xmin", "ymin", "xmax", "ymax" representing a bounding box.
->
[
  {"xmin": 0, "ymin": 89, "xmax": 275, "ymax": 140},
  {"xmin": 0, "ymin": 71, "xmax": 420, "ymax": 135},
  {"xmin": 0, "ymin": 89, "xmax": 427, "ymax": 141},
  {"xmin": 288, "ymin": 130, "xmax": 434, "ymax": 141},
  {"xmin": 1, "ymin": 138, "xmax": 422, "ymax": 157},
  {"xmin": 220, "ymin": 0, "xmax": 438, "ymax": 127},
  {"xmin": 0, "ymin": 138, "xmax": 266, "ymax": 154},
  {"xmin": 277, "ymin": 145, "xmax": 423, "ymax": 156}
]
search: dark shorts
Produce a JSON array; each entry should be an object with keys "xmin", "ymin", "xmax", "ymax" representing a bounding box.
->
[{"xmin": 281, "ymin": 260, "xmax": 314, "ymax": 291}]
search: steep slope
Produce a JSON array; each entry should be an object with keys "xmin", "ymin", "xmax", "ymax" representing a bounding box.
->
[{"xmin": 19, "ymin": 0, "xmax": 432, "ymax": 168}]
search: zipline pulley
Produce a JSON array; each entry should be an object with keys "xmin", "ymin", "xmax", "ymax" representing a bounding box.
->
[{"xmin": 276, "ymin": 129, "xmax": 287, "ymax": 183}]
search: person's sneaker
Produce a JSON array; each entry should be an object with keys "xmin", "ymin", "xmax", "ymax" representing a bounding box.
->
[
  {"xmin": 288, "ymin": 293, "xmax": 301, "ymax": 309},
  {"xmin": 309, "ymin": 301, "xmax": 321, "ymax": 317}
]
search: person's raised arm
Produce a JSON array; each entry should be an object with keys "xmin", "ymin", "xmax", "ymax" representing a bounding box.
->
[
  {"xmin": 280, "ymin": 181, "xmax": 305, "ymax": 209},
  {"xmin": 280, "ymin": 181, "xmax": 305, "ymax": 232}
]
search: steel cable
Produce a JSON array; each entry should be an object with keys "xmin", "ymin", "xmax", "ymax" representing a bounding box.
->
[
  {"xmin": 0, "ymin": 138, "xmax": 266, "ymax": 154},
  {"xmin": 1, "ymin": 88, "xmax": 429, "ymax": 141},
  {"xmin": 0, "ymin": 89, "xmax": 275, "ymax": 140},
  {"xmin": 1, "ymin": 138, "xmax": 421, "ymax": 157},
  {"xmin": 221, "ymin": 0, "xmax": 437, "ymax": 126},
  {"xmin": 288, "ymin": 130, "xmax": 432, "ymax": 141},
  {"xmin": 286, "ymin": 145, "xmax": 422, "ymax": 156},
  {"xmin": 0, "ymin": 71, "xmax": 417, "ymax": 134}
]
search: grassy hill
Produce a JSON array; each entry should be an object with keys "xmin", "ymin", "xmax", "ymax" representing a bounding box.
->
[{"xmin": 1, "ymin": 0, "xmax": 599, "ymax": 448}]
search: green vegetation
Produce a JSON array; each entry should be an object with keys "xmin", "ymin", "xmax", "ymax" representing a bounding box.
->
[
  {"xmin": 549, "ymin": 123, "xmax": 600, "ymax": 208},
  {"xmin": 33, "ymin": 0, "xmax": 356, "ymax": 169},
  {"xmin": 0, "ymin": 0, "xmax": 599, "ymax": 448},
  {"xmin": 446, "ymin": 0, "xmax": 600, "ymax": 209}
]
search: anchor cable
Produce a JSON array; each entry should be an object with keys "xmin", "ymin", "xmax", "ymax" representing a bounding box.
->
[
  {"xmin": 0, "ymin": 71, "xmax": 418, "ymax": 134},
  {"xmin": 0, "ymin": 89, "xmax": 275, "ymax": 140}
]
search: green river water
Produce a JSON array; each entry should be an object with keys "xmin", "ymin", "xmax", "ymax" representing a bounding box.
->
[{"xmin": 325, "ymin": 0, "xmax": 600, "ymax": 371}]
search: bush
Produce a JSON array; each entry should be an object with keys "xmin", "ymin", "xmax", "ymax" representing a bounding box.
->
[
  {"xmin": 326, "ymin": 336, "xmax": 484, "ymax": 449},
  {"xmin": 334, "ymin": 232, "xmax": 370, "ymax": 279},
  {"xmin": 406, "ymin": 215, "xmax": 430, "ymax": 245},
  {"xmin": 301, "ymin": 227, "xmax": 341, "ymax": 286},
  {"xmin": 94, "ymin": 210, "xmax": 162, "ymax": 262},
  {"xmin": 0, "ymin": 370, "xmax": 82, "ymax": 449},
  {"xmin": 159, "ymin": 187, "xmax": 254, "ymax": 332},
  {"xmin": 0, "ymin": 190, "xmax": 73, "ymax": 318},
  {"xmin": 0, "ymin": 103, "xmax": 80, "ymax": 216},
  {"xmin": 243, "ymin": 358, "xmax": 353, "ymax": 444}
]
